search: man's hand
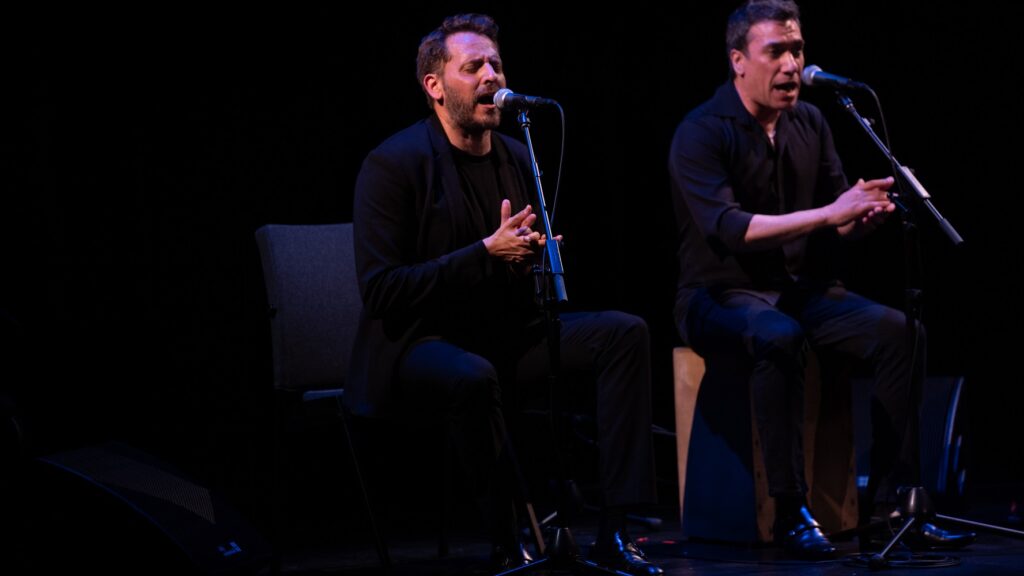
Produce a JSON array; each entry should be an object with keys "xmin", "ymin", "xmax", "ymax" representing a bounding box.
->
[
  {"xmin": 484, "ymin": 199, "xmax": 563, "ymax": 267},
  {"xmin": 828, "ymin": 177, "xmax": 896, "ymax": 228},
  {"xmin": 484, "ymin": 199, "xmax": 541, "ymax": 262},
  {"xmin": 832, "ymin": 177, "xmax": 897, "ymax": 238}
]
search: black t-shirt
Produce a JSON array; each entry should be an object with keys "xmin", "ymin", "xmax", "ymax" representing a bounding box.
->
[
  {"xmin": 449, "ymin": 146, "xmax": 539, "ymax": 362},
  {"xmin": 453, "ymin": 146, "xmax": 505, "ymax": 238}
]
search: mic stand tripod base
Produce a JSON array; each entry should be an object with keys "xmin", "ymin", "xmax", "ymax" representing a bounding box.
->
[
  {"xmin": 848, "ymin": 487, "xmax": 966, "ymax": 570},
  {"xmin": 496, "ymin": 526, "xmax": 628, "ymax": 576},
  {"xmin": 850, "ymin": 515, "xmax": 960, "ymax": 571},
  {"xmin": 868, "ymin": 515, "xmax": 916, "ymax": 570}
]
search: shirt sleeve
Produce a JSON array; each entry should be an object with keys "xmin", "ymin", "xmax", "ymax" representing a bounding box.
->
[{"xmin": 669, "ymin": 117, "xmax": 754, "ymax": 254}]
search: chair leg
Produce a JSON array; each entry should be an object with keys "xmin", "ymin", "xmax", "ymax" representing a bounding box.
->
[
  {"xmin": 338, "ymin": 405, "xmax": 392, "ymax": 569},
  {"xmin": 270, "ymin": 401, "xmax": 284, "ymax": 576},
  {"xmin": 505, "ymin": 434, "xmax": 546, "ymax": 555},
  {"xmin": 438, "ymin": 425, "xmax": 451, "ymax": 558}
]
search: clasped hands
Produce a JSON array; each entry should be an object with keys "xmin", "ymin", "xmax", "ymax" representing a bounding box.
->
[
  {"xmin": 832, "ymin": 176, "xmax": 897, "ymax": 235},
  {"xmin": 483, "ymin": 199, "xmax": 562, "ymax": 266}
]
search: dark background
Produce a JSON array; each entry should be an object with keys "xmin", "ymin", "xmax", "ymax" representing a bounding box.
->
[{"xmin": 4, "ymin": 1, "xmax": 1021, "ymax": 540}]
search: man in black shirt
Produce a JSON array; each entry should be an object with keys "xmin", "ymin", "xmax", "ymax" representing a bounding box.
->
[
  {"xmin": 348, "ymin": 14, "xmax": 662, "ymax": 575},
  {"xmin": 669, "ymin": 0, "xmax": 973, "ymax": 558}
]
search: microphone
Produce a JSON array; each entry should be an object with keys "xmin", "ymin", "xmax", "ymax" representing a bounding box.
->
[
  {"xmin": 801, "ymin": 65, "xmax": 869, "ymax": 90},
  {"xmin": 493, "ymin": 88, "xmax": 558, "ymax": 110}
]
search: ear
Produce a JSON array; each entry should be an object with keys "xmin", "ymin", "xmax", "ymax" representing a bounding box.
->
[
  {"xmin": 730, "ymin": 49, "xmax": 745, "ymax": 78},
  {"xmin": 423, "ymin": 73, "xmax": 444, "ymax": 105}
]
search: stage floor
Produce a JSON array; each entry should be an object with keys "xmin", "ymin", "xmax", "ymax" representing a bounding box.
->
[{"xmin": 280, "ymin": 489, "xmax": 1024, "ymax": 576}]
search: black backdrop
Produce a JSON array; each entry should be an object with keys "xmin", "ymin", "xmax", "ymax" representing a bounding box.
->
[{"xmin": 5, "ymin": 2, "xmax": 1022, "ymax": 528}]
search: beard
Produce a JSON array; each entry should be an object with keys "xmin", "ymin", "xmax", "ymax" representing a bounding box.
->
[{"xmin": 443, "ymin": 83, "xmax": 501, "ymax": 133}]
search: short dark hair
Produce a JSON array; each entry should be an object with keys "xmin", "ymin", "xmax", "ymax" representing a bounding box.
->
[
  {"xmin": 726, "ymin": 0, "xmax": 801, "ymax": 74},
  {"xmin": 416, "ymin": 14, "xmax": 500, "ymax": 109}
]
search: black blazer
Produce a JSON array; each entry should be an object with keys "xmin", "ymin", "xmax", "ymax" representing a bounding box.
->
[{"xmin": 346, "ymin": 115, "xmax": 535, "ymax": 417}]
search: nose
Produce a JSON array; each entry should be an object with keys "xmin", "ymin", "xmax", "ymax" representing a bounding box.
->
[
  {"xmin": 781, "ymin": 52, "xmax": 799, "ymax": 74},
  {"xmin": 480, "ymin": 62, "xmax": 499, "ymax": 83}
]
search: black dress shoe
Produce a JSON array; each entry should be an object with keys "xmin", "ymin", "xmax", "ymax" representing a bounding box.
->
[
  {"xmin": 903, "ymin": 522, "xmax": 976, "ymax": 550},
  {"xmin": 490, "ymin": 542, "xmax": 534, "ymax": 571},
  {"xmin": 589, "ymin": 531, "xmax": 664, "ymax": 576},
  {"xmin": 774, "ymin": 506, "xmax": 837, "ymax": 560}
]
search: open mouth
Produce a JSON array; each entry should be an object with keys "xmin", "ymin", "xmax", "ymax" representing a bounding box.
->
[
  {"xmin": 775, "ymin": 81, "xmax": 799, "ymax": 92},
  {"xmin": 477, "ymin": 92, "xmax": 498, "ymax": 106}
]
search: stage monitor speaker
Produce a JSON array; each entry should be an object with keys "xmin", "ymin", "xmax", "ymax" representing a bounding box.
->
[
  {"xmin": 853, "ymin": 376, "xmax": 968, "ymax": 508},
  {"xmin": 23, "ymin": 442, "xmax": 271, "ymax": 575}
]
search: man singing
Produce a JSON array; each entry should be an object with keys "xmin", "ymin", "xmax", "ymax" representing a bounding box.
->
[{"xmin": 346, "ymin": 13, "xmax": 662, "ymax": 575}]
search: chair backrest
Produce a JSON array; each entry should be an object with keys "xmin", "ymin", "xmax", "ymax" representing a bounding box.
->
[{"xmin": 255, "ymin": 223, "xmax": 361, "ymax": 392}]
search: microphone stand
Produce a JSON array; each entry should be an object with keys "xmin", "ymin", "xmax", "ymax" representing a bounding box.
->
[
  {"xmin": 834, "ymin": 92, "xmax": 1024, "ymax": 569},
  {"xmin": 834, "ymin": 91, "xmax": 958, "ymax": 477},
  {"xmin": 834, "ymin": 93, "xmax": 963, "ymax": 247},
  {"xmin": 496, "ymin": 110, "xmax": 618, "ymax": 575}
]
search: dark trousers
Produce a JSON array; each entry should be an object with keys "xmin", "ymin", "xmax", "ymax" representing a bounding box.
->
[
  {"xmin": 396, "ymin": 311, "xmax": 656, "ymax": 542},
  {"xmin": 682, "ymin": 285, "xmax": 923, "ymax": 507}
]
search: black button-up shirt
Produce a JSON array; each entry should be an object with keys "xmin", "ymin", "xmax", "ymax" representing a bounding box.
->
[{"xmin": 669, "ymin": 82, "xmax": 849, "ymax": 314}]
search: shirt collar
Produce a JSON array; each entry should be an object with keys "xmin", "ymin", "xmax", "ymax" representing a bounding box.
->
[{"xmin": 707, "ymin": 81, "xmax": 791, "ymax": 141}]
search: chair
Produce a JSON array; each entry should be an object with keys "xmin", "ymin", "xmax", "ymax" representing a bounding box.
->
[{"xmin": 254, "ymin": 223, "xmax": 390, "ymax": 568}]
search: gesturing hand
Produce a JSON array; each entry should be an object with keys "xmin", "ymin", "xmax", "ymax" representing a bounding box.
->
[
  {"xmin": 484, "ymin": 199, "xmax": 540, "ymax": 262},
  {"xmin": 483, "ymin": 199, "xmax": 563, "ymax": 264},
  {"xmin": 828, "ymin": 177, "xmax": 896, "ymax": 227}
]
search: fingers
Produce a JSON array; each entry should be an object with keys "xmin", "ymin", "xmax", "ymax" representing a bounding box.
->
[
  {"xmin": 860, "ymin": 176, "xmax": 895, "ymax": 192},
  {"xmin": 514, "ymin": 214, "xmax": 539, "ymax": 237},
  {"xmin": 867, "ymin": 201, "xmax": 891, "ymax": 212},
  {"xmin": 505, "ymin": 204, "xmax": 533, "ymax": 228},
  {"xmin": 857, "ymin": 186, "xmax": 892, "ymax": 203},
  {"xmin": 531, "ymin": 233, "xmax": 564, "ymax": 249},
  {"xmin": 522, "ymin": 231, "xmax": 542, "ymax": 243},
  {"xmin": 860, "ymin": 203, "xmax": 895, "ymax": 225},
  {"xmin": 865, "ymin": 176, "xmax": 896, "ymax": 190},
  {"xmin": 491, "ymin": 201, "xmax": 567, "ymax": 262},
  {"xmin": 499, "ymin": 199, "xmax": 511, "ymax": 225}
]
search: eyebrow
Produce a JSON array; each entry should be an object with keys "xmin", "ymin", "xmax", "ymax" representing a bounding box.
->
[
  {"xmin": 764, "ymin": 39, "xmax": 804, "ymax": 52},
  {"xmin": 461, "ymin": 55, "xmax": 502, "ymax": 69}
]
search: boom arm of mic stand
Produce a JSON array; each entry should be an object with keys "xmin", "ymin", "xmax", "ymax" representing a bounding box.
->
[{"xmin": 835, "ymin": 93, "xmax": 964, "ymax": 246}]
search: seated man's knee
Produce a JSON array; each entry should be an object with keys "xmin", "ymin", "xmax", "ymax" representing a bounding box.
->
[
  {"xmin": 448, "ymin": 354, "xmax": 501, "ymax": 410},
  {"xmin": 751, "ymin": 313, "xmax": 807, "ymax": 365},
  {"xmin": 602, "ymin": 310, "xmax": 650, "ymax": 348},
  {"xmin": 877, "ymin": 308, "xmax": 926, "ymax": 351}
]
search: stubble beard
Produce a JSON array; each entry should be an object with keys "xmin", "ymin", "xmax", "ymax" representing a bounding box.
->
[{"xmin": 443, "ymin": 84, "xmax": 500, "ymax": 134}]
